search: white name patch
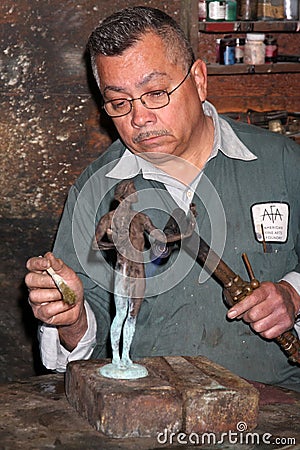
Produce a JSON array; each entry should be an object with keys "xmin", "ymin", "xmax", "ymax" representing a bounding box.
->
[{"xmin": 251, "ymin": 202, "xmax": 289, "ymax": 243}]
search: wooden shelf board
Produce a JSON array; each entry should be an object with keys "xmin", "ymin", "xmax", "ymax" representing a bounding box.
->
[
  {"xmin": 199, "ymin": 20, "xmax": 300, "ymax": 33},
  {"xmin": 207, "ymin": 62, "xmax": 300, "ymax": 75}
]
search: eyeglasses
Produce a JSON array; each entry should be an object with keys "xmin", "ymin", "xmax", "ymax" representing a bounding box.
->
[{"xmin": 102, "ymin": 64, "xmax": 193, "ymax": 118}]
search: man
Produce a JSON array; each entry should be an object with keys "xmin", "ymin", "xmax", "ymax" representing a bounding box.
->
[{"xmin": 25, "ymin": 6, "xmax": 300, "ymax": 389}]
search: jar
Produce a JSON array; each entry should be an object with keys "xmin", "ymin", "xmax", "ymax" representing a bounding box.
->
[
  {"xmin": 257, "ymin": 0, "xmax": 284, "ymax": 20},
  {"xmin": 244, "ymin": 34, "xmax": 265, "ymax": 65},
  {"xmin": 284, "ymin": 0, "xmax": 299, "ymax": 19},
  {"xmin": 264, "ymin": 34, "xmax": 278, "ymax": 63},
  {"xmin": 206, "ymin": 0, "xmax": 226, "ymax": 21},
  {"xmin": 225, "ymin": 0, "xmax": 237, "ymax": 20},
  {"xmin": 220, "ymin": 36, "xmax": 236, "ymax": 65},
  {"xmin": 239, "ymin": 0, "xmax": 258, "ymax": 19},
  {"xmin": 235, "ymin": 38, "xmax": 245, "ymax": 63}
]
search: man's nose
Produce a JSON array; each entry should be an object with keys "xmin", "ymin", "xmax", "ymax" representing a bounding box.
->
[{"xmin": 130, "ymin": 99, "xmax": 157, "ymax": 128}]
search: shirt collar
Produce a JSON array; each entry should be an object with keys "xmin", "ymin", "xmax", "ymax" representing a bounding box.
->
[
  {"xmin": 203, "ymin": 101, "xmax": 257, "ymax": 162},
  {"xmin": 106, "ymin": 101, "xmax": 257, "ymax": 181}
]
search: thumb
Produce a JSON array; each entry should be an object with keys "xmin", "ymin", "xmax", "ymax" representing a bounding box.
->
[{"xmin": 44, "ymin": 252, "xmax": 65, "ymax": 273}]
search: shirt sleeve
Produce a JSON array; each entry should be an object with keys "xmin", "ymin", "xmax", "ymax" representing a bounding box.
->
[
  {"xmin": 38, "ymin": 300, "xmax": 97, "ymax": 372},
  {"xmin": 281, "ymin": 271, "xmax": 300, "ymax": 338}
]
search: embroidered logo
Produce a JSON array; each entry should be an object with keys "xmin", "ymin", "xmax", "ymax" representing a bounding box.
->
[{"xmin": 251, "ymin": 202, "xmax": 289, "ymax": 243}]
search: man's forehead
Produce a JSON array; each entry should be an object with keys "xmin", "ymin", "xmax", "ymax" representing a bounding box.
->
[
  {"xmin": 95, "ymin": 33, "xmax": 177, "ymax": 83},
  {"xmin": 102, "ymin": 69, "xmax": 171, "ymax": 94}
]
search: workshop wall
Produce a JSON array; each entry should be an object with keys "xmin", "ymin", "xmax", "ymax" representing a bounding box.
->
[{"xmin": 0, "ymin": 0, "xmax": 181, "ymax": 220}]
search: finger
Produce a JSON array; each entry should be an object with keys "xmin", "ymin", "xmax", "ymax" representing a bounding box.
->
[
  {"xmin": 227, "ymin": 292, "xmax": 263, "ymax": 319},
  {"xmin": 49, "ymin": 305, "xmax": 81, "ymax": 327},
  {"xmin": 242, "ymin": 301, "xmax": 274, "ymax": 324},
  {"xmin": 32, "ymin": 299, "xmax": 76, "ymax": 325},
  {"xmin": 25, "ymin": 271, "xmax": 56, "ymax": 290},
  {"xmin": 29, "ymin": 287, "xmax": 63, "ymax": 305},
  {"xmin": 26, "ymin": 256, "xmax": 51, "ymax": 272},
  {"xmin": 44, "ymin": 252, "xmax": 64, "ymax": 272},
  {"xmin": 253, "ymin": 322, "xmax": 288, "ymax": 340}
]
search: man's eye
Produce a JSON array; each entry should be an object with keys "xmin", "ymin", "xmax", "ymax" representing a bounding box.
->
[
  {"xmin": 147, "ymin": 90, "xmax": 165, "ymax": 98},
  {"xmin": 110, "ymin": 99, "xmax": 128, "ymax": 110}
]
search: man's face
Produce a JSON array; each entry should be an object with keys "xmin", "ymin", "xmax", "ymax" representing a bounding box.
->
[{"xmin": 95, "ymin": 32, "xmax": 207, "ymax": 163}]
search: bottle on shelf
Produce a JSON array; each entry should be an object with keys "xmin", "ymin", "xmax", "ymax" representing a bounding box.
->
[
  {"xmin": 264, "ymin": 34, "xmax": 278, "ymax": 63},
  {"xmin": 238, "ymin": 0, "xmax": 258, "ymax": 20},
  {"xmin": 235, "ymin": 37, "xmax": 245, "ymax": 63},
  {"xmin": 219, "ymin": 35, "xmax": 236, "ymax": 65},
  {"xmin": 225, "ymin": 0, "xmax": 237, "ymax": 20},
  {"xmin": 206, "ymin": 0, "xmax": 226, "ymax": 21},
  {"xmin": 244, "ymin": 33, "xmax": 265, "ymax": 65},
  {"xmin": 284, "ymin": 0, "xmax": 299, "ymax": 19},
  {"xmin": 257, "ymin": 0, "xmax": 285, "ymax": 20},
  {"xmin": 198, "ymin": 0, "xmax": 207, "ymax": 21},
  {"xmin": 216, "ymin": 38, "xmax": 221, "ymax": 63}
]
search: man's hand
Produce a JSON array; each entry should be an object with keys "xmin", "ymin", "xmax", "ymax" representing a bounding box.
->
[
  {"xmin": 227, "ymin": 280, "xmax": 300, "ymax": 339},
  {"xmin": 25, "ymin": 252, "xmax": 87, "ymax": 351}
]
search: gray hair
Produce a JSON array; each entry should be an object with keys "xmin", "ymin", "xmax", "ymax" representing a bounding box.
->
[{"xmin": 87, "ymin": 6, "xmax": 195, "ymax": 88}]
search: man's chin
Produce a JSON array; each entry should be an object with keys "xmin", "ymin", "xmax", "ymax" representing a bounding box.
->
[
  {"xmin": 137, "ymin": 151, "xmax": 176, "ymax": 164},
  {"xmin": 139, "ymin": 151, "xmax": 176, "ymax": 165}
]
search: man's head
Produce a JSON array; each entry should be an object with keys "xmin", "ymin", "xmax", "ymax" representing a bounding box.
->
[
  {"xmin": 87, "ymin": 7, "xmax": 210, "ymax": 167},
  {"xmin": 87, "ymin": 6, "xmax": 194, "ymax": 87}
]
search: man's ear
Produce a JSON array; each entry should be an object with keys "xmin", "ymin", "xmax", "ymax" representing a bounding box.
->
[{"xmin": 191, "ymin": 59, "xmax": 208, "ymax": 103}]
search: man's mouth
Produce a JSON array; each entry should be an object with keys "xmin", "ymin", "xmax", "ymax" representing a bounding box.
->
[{"xmin": 132, "ymin": 130, "xmax": 170, "ymax": 144}]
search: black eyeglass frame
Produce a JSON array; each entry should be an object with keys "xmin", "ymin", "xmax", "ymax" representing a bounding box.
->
[{"xmin": 102, "ymin": 63, "xmax": 194, "ymax": 118}]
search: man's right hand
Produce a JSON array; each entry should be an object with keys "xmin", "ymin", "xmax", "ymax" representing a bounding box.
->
[{"xmin": 25, "ymin": 252, "xmax": 87, "ymax": 351}]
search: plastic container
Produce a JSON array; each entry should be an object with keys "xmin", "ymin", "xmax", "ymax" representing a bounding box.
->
[
  {"xmin": 244, "ymin": 33, "xmax": 265, "ymax": 65},
  {"xmin": 206, "ymin": 0, "xmax": 226, "ymax": 21}
]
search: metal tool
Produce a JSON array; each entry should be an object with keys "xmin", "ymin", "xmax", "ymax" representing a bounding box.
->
[{"xmin": 160, "ymin": 207, "xmax": 300, "ymax": 364}]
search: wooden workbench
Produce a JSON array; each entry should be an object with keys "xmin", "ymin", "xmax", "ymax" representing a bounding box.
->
[{"xmin": 1, "ymin": 372, "xmax": 299, "ymax": 449}]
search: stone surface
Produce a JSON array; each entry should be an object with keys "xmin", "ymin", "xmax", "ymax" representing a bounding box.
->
[
  {"xmin": 65, "ymin": 356, "xmax": 259, "ymax": 438},
  {"xmin": 1, "ymin": 373, "xmax": 300, "ymax": 450}
]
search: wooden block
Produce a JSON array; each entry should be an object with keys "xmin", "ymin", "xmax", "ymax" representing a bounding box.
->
[{"xmin": 65, "ymin": 356, "xmax": 259, "ymax": 438}]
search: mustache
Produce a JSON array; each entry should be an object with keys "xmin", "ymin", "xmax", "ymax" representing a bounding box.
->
[{"xmin": 132, "ymin": 129, "xmax": 170, "ymax": 144}]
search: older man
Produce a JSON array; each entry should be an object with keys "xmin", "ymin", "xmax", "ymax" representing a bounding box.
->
[{"xmin": 26, "ymin": 6, "xmax": 300, "ymax": 389}]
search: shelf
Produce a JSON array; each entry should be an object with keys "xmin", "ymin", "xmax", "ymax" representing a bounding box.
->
[
  {"xmin": 207, "ymin": 62, "xmax": 300, "ymax": 75},
  {"xmin": 199, "ymin": 20, "xmax": 300, "ymax": 33}
]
